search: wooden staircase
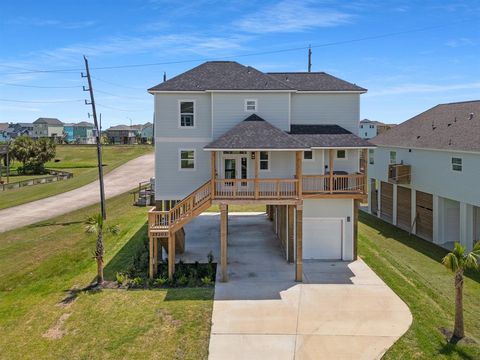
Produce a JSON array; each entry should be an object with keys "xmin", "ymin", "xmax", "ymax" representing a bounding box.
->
[{"xmin": 148, "ymin": 180, "xmax": 212, "ymax": 239}]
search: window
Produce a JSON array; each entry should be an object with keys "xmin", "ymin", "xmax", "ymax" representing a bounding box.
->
[
  {"xmin": 303, "ymin": 150, "xmax": 314, "ymax": 161},
  {"xmin": 369, "ymin": 125, "xmax": 374, "ymax": 129},
  {"xmin": 336, "ymin": 150, "xmax": 346, "ymax": 159},
  {"xmin": 360, "ymin": 125, "xmax": 363, "ymax": 129},
  {"xmin": 389, "ymin": 151, "xmax": 396, "ymax": 164},
  {"xmin": 364, "ymin": 132, "xmax": 368, "ymax": 137},
  {"xmin": 452, "ymin": 157, "xmax": 462, "ymax": 172},
  {"xmin": 369, "ymin": 149, "xmax": 374, "ymax": 165},
  {"xmin": 244, "ymin": 99, "xmax": 257, "ymax": 112},
  {"xmin": 179, "ymin": 100, "xmax": 195, "ymax": 127},
  {"xmin": 259, "ymin": 151, "xmax": 270, "ymax": 170},
  {"xmin": 179, "ymin": 150, "xmax": 195, "ymax": 170}
]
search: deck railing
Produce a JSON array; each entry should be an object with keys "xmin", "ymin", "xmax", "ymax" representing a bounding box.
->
[
  {"xmin": 302, "ymin": 174, "xmax": 365, "ymax": 194},
  {"xmin": 214, "ymin": 178, "xmax": 298, "ymax": 199}
]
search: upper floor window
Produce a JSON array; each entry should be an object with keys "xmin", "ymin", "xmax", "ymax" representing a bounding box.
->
[
  {"xmin": 389, "ymin": 151, "xmax": 396, "ymax": 164},
  {"xmin": 244, "ymin": 99, "xmax": 257, "ymax": 112},
  {"xmin": 179, "ymin": 100, "xmax": 195, "ymax": 127},
  {"xmin": 369, "ymin": 125, "xmax": 375, "ymax": 129},
  {"xmin": 179, "ymin": 149, "xmax": 195, "ymax": 170},
  {"xmin": 259, "ymin": 151, "xmax": 270, "ymax": 170},
  {"xmin": 452, "ymin": 157, "xmax": 462, "ymax": 172},
  {"xmin": 360, "ymin": 125, "xmax": 364, "ymax": 129},
  {"xmin": 369, "ymin": 149, "xmax": 374, "ymax": 165},
  {"xmin": 303, "ymin": 150, "xmax": 314, "ymax": 161},
  {"xmin": 336, "ymin": 150, "xmax": 347, "ymax": 159}
]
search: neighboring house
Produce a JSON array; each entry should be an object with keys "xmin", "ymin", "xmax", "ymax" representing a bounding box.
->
[
  {"xmin": 0, "ymin": 123, "xmax": 9, "ymax": 142},
  {"xmin": 63, "ymin": 123, "xmax": 75, "ymax": 143},
  {"xmin": 368, "ymin": 100, "xmax": 480, "ymax": 252},
  {"xmin": 106, "ymin": 125, "xmax": 138, "ymax": 144},
  {"xmin": 147, "ymin": 61, "xmax": 373, "ymax": 281},
  {"xmin": 359, "ymin": 119, "xmax": 395, "ymax": 139},
  {"xmin": 73, "ymin": 122, "xmax": 95, "ymax": 144},
  {"xmin": 32, "ymin": 118, "xmax": 64, "ymax": 141},
  {"xmin": 140, "ymin": 122, "xmax": 154, "ymax": 143},
  {"xmin": 9, "ymin": 123, "xmax": 34, "ymax": 138}
]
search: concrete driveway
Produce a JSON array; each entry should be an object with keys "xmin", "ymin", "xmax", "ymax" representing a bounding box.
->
[
  {"xmin": 181, "ymin": 213, "xmax": 412, "ymax": 360},
  {"xmin": 0, "ymin": 153, "xmax": 154, "ymax": 233}
]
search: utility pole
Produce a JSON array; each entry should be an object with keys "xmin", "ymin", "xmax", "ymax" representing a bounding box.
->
[
  {"xmin": 308, "ymin": 45, "xmax": 312, "ymax": 72},
  {"xmin": 82, "ymin": 55, "xmax": 107, "ymax": 220}
]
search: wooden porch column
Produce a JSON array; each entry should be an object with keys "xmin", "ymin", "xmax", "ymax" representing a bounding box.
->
[
  {"xmin": 329, "ymin": 149, "xmax": 334, "ymax": 193},
  {"xmin": 211, "ymin": 151, "xmax": 216, "ymax": 198},
  {"xmin": 254, "ymin": 151, "xmax": 259, "ymax": 199},
  {"xmin": 149, "ymin": 234, "xmax": 154, "ymax": 279},
  {"xmin": 295, "ymin": 204, "xmax": 303, "ymax": 281},
  {"xmin": 362, "ymin": 148, "xmax": 368, "ymax": 195},
  {"xmin": 354, "ymin": 199, "xmax": 359, "ymax": 260},
  {"xmin": 295, "ymin": 151, "xmax": 303, "ymax": 197},
  {"xmin": 287, "ymin": 205, "xmax": 294, "ymax": 263},
  {"xmin": 220, "ymin": 203, "xmax": 228, "ymax": 282},
  {"xmin": 152, "ymin": 236, "xmax": 159, "ymax": 278},
  {"xmin": 167, "ymin": 233, "xmax": 175, "ymax": 280}
]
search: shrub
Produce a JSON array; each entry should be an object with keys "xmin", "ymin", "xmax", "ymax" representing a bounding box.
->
[
  {"xmin": 201, "ymin": 276, "xmax": 214, "ymax": 286},
  {"xmin": 176, "ymin": 274, "xmax": 188, "ymax": 286},
  {"xmin": 129, "ymin": 277, "xmax": 144, "ymax": 288},
  {"xmin": 153, "ymin": 276, "xmax": 168, "ymax": 287},
  {"xmin": 115, "ymin": 272, "xmax": 129, "ymax": 286}
]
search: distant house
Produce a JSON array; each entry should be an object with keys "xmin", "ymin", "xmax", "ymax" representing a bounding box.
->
[
  {"xmin": 368, "ymin": 100, "xmax": 480, "ymax": 252},
  {"xmin": 140, "ymin": 122, "xmax": 154, "ymax": 143},
  {"xmin": 9, "ymin": 123, "xmax": 34, "ymax": 138},
  {"xmin": 73, "ymin": 122, "xmax": 95, "ymax": 144},
  {"xmin": 106, "ymin": 125, "xmax": 138, "ymax": 144},
  {"xmin": 32, "ymin": 118, "xmax": 64, "ymax": 141},
  {"xmin": 63, "ymin": 123, "xmax": 75, "ymax": 143},
  {"xmin": 0, "ymin": 123, "xmax": 9, "ymax": 142},
  {"xmin": 359, "ymin": 119, "xmax": 395, "ymax": 139}
]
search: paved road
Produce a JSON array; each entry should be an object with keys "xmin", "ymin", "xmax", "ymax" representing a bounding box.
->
[
  {"xmin": 179, "ymin": 214, "xmax": 412, "ymax": 360},
  {"xmin": 0, "ymin": 153, "xmax": 154, "ymax": 233}
]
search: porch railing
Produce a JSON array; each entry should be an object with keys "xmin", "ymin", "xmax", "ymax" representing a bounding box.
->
[
  {"xmin": 214, "ymin": 178, "xmax": 298, "ymax": 199},
  {"xmin": 302, "ymin": 174, "xmax": 365, "ymax": 194}
]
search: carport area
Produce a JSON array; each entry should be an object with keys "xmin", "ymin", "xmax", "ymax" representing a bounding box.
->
[{"xmin": 181, "ymin": 213, "xmax": 412, "ymax": 360}]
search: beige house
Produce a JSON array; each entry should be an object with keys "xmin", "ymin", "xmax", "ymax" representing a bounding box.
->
[{"xmin": 32, "ymin": 118, "xmax": 64, "ymax": 141}]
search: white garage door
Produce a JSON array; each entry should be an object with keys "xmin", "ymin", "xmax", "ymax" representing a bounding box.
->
[{"xmin": 303, "ymin": 218, "xmax": 343, "ymax": 260}]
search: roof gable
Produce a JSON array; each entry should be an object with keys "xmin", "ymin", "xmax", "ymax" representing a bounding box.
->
[
  {"xmin": 34, "ymin": 117, "xmax": 63, "ymax": 125},
  {"xmin": 267, "ymin": 72, "xmax": 366, "ymax": 92}
]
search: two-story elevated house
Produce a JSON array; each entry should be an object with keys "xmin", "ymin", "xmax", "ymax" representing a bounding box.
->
[
  {"xmin": 147, "ymin": 61, "xmax": 373, "ymax": 281},
  {"xmin": 368, "ymin": 100, "xmax": 480, "ymax": 252}
]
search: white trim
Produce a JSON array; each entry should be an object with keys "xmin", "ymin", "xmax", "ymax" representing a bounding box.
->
[
  {"xmin": 206, "ymin": 89, "xmax": 295, "ymax": 93},
  {"xmin": 178, "ymin": 99, "xmax": 196, "ymax": 128},
  {"xmin": 302, "ymin": 150, "xmax": 315, "ymax": 162},
  {"xmin": 288, "ymin": 92, "xmax": 291, "ymax": 129},
  {"xmin": 374, "ymin": 144, "xmax": 480, "ymax": 155},
  {"xmin": 259, "ymin": 151, "xmax": 271, "ymax": 172},
  {"xmin": 148, "ymin": 90, "xmax": 205, "ymax": 94},
  {"xmin": 296, "ymin": 90, "xmax": 366, "ymax": 94},
  {"xmin": 335, "ymin": 149, "xmax": 348, "ymax": 160},
  {"xmin": 244, "ymin": 98, "xmax": 258, "ymax": 112},
  {"xmin": 156, "ymin": 137, "xmax": 212, "ymax": 142},
  {"xmin": 149, "ymin": 89, "xmax": 365, "ymax": 94},
  {"xmin": 211, "ymin": 93, "xmax": 214, "ymax": 139},
  {"xmin": 204, "ymin": 148, "xmax": 307, "ymax": 151},
  {"xmin": 178, "ymin": 148, "xmax": 196, "ymax": 171},
  {"xmin": 311, "ymin": 146, "xmax": 376, "ymax": 149}
]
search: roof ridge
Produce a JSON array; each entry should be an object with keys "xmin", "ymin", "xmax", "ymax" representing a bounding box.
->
[{"xmin": 437, "ymin": 99, "xmax": 480, "ymax": 106}]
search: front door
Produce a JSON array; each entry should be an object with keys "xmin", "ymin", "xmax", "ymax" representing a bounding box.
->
[{"xmin": 223, "ymin": 156, "xmax": 248, "ymax": 181}]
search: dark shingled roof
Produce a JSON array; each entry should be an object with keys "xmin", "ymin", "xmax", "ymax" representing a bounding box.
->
[
  {"xmin": 33, "ymin": 117, "xmax": 63, "ymax": 125},
  {"xmin": 149, "ymin": 61, "xmax": 366, "ymax": 92},
  {"xmin": 149, "ymin": 61, "xmax": 292, "ymax": 92},
  {"xmin": 267, "ymin": 72, "xmax": 366, "ymax": 92},
  {"xmin": 371, "ymin": 100, "xmax": 480, "ymax": 152},
  {"xmin": 290, "ymin": 124, "xmax": 374, "ymax": 148},
  {"xmin": 205, "ymin": 114, "xmax": 307, "ymax": 150}
]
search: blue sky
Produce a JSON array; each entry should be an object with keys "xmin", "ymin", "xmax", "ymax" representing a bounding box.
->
[{"xmin": 1, "ymin": 0, "xmax": 479, "ymax": 128}]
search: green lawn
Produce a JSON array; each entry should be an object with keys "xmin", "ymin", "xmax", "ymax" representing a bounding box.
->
[
  {"xmin": 358, "ymin": 212, "xmax": 480, "ymax": 359},
  {"xmin": 0, "ymin": 192, "xmax": 213, "ymax": 360},
  {"xmin": 0, "ymin": 145, "xmax": 153, "ymax": 210}
]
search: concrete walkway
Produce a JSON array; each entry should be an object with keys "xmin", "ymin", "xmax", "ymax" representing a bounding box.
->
[
  {"xmin": 180, "ymin": 214, "xmax": 412, "ymax": 360},
  {"xmin": 0, "ymin": 153, "xmax": 154, "ymax": 233}
]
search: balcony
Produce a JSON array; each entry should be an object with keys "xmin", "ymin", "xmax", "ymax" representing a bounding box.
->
[{"xmin": 388, "ymin": 164, "xmax": 411, "ymax": 184}]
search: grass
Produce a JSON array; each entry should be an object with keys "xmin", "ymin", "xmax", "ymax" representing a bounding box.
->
[
  {"xmin": 0, "ymin": 145, "xmax": 153, "ymax": 210},
  {"xmin": 0, "ymin": 192, "xmax": 213, "ymax": 359},
  {"xmin": 358, "ymin": 211, "xmax": 480, "ymax": 359}
]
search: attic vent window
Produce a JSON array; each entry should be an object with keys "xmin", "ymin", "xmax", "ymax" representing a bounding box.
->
[{"xmin": 244, "ymin": 99, "xmax": 257, "ymax": 112}]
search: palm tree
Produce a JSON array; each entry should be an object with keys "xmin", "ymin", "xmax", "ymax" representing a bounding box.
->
[
  {"xmin": 442, "ymin": 241, "xmax": 480, "ymax": 339},
  {"xmin": 85, "ymin": 214, "xmax": 120, "ymax": 284}
]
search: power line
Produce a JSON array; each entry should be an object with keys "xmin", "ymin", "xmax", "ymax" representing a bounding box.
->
[
  {"xmin": 0, "ymin": 82, "xmax": 80, "ymax": 89},
  {"xmin": 96, "ymin": 102, "xmax": 144, "ymax": 112},
  {"xmin": 95, "ymin": 88, "xmax": 146, "ymax": 100},
  {"xmin": 92, "ymin": 76, "xmax": 145, "ymax": 90},
  {"xmin": 0, "ymin": 98, "xmax": 84, "ymax": 104},
  {"xmin": 0, "ymin": 20, "xmax": 469, "ymax": 76}
]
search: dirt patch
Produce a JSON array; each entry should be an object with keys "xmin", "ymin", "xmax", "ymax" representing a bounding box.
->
[
  {"xmin": 157, "ymin": 308, "xmax": 182, "ymax": 327},
  {"xmin": 439, "ymin": 327, "xmax": 477, "ymax": 345},
  {"xmin": 43, "ymin": 313, "xmax": 71, "ymax": 340}
]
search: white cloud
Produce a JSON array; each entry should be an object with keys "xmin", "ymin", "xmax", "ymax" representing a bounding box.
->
[
  {"xmin": 445, "ymin": 38, "xmax": 475, "ymax": 48},
  {"xmin": 368, "ymin": 82, "xmax": 480, "ymax": 97},
  {"xmin": 235, "ymin": 0, "xmax": 353, "ymax": 33},
  {"xmin": 7, "ymin": 17, "xmax": 96, "ymax": 29}
]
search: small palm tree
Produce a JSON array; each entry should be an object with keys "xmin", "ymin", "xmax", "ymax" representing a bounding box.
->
[
  {"xmin": 442, "ymin": 241, "xmax": 480, "ymax": 339},
  {"xmin": 85, "ymin": 214, "xmax": 120, "ymax": 284}
]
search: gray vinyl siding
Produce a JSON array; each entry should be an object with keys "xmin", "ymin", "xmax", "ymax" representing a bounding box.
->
[
  {"xmin": 324, "ymin": 149, "xmax": 360, "ymax": 173},
  {"xmin": 258, "ymin": 151, "xmax": 295, "ymax": 179},
  {"xmin": 291, "ymin": 93, "xmax": 360, "ymax": 134},
  {"xmin": 212, "ymin": 92, "xmax": 290, "ymax": 139},
  {"xmin": 154, "ymin": 93, "xmax": 211, "ymax": 138},
  {"xmin": 303, "ymin": 150, "xmax": 325, "ymax": 175},
  {"xmin": 155, "ymin": 141, "xmax": 211, "ymax": 200}
]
